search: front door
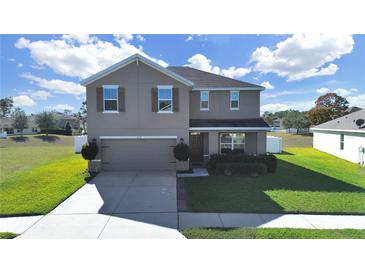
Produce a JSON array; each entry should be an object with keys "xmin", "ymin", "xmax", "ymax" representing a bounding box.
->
[{"xmin": 189, "ymin": 133, "xmax": 204, "ymax": 163}]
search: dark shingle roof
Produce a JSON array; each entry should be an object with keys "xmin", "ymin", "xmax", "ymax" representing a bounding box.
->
[
  {"xmin": 168, "ymin": 66, "xmax": 263, "ymax": 90},
  {"xmin": 190, "ymin": 118, "xmax": 269, "ymax": 128},
  {"xmin": 313, "ymin": 109, "xmax": 365, "ymax": 132}
]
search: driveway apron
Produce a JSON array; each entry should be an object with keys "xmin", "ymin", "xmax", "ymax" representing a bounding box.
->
[{"xmin": 19, "ymin": 171, "xmax": 183, "ymax": 239}]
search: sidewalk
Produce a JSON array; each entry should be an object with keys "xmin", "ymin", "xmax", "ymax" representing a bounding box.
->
[
  {"xmin": 178, "ymin": 213, "xmax": 365, "ymax": 229},
  {"xmin": 1, "ymin": 213, "xmax": 365, "ymax": 238}
]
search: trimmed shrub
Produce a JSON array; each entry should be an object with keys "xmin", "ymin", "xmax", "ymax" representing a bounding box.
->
[
  {"xmin": 173, "ymin": 143, "xmax": 190, "ymax": 161},
  {"xmin": 215, "ymin": 162, "xmax": 267, "ymax": 176},
  {"xmin": 81, "ymin": 141, "xmax": 98, "ymax": 160},
  {"xmin": 207, "ymin": 153, "xmax": 277, "ymax": 174}
]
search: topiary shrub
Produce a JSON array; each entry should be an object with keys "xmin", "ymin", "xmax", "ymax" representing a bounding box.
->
[
  {"xmin": 64, "ymin": 121, "xmax": 72, "ymax": 136},
  {"xmin": 173, "ymin": 143, "xmax": 190, "ymax": 161},
  {"xmin": 81, "ymin": 141, "xmax": 98, "ymax": 160}
]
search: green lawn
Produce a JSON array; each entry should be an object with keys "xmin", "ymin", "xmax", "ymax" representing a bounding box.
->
[
  {"xmin": 268, "ymin": 132, "xmax": 313, "ymax": 148},
  {"xmin": 185, "ymin": 148, "xmax": 365, "ymax": 214},
  {"xmin": 181, "ymin": 228, "xmax": 365, "ymax": 239},
  {"xmin": 0, "ymin": 232, "xmax": 18, "ymax": 239},
  {"xmin": 0, "ymin": 134, "xmax": 88, "ymax": 216}
]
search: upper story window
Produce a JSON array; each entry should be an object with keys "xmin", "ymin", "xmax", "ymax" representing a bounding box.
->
[
  {"xmin": 200, "ymin": 91, "xmax": 209, "ymax": 111},
  {"xmin": 103, "ymin": 85, "xmax": 118, "ymax": 112},
  {"xmin": 158, "ymin": 85, "xmax": 173, "ymax": 113},
  {"xmin": 230, "ymin": 90, "xmax": 240, "ymax": 110},
  {"xmin": 340, "ymin": 134, "xmax": 344, "ymax": 150}
]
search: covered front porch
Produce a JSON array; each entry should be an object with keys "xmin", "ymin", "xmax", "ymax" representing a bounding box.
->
[{"xmin": 189, "ymin": 130, "xmax": 268, "ymax": 164}]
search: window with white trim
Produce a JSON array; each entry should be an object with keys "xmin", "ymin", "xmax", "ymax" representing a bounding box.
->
[
  {"xmin": 158, "ymin": 85, "xmax": 173, "ymax": 112},
  {"xmin": 219, "ymin": 133, "xmax": 245, "ymax": 154},
  {"xmin": 230, "ymin": 91, "xmax": 239, "ymax": 110},
  {"xmin": 103, "ymin": 85, "xmax": 118, "ymax": 112},
  {"xmin": 200, "ymin": 91, "xmax": 209, "ymax": 110}
]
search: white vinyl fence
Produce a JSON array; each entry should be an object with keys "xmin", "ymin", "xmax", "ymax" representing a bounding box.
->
[
  {"xmin": 74, "ymin": 135, "xmax": 88, "ymax": 153},
  {"xmin": 266, "ymin": 136, "xmax": 282, "ymax": 154}
]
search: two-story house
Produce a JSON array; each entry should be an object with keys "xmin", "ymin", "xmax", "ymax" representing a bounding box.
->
[{"xmin": 81, "ymin": 54, "xmax": 269, "ymax": 171}]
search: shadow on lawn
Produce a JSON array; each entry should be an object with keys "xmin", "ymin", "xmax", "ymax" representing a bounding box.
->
[
  {"xmin": 33, "ymin": 135, "xmax": 60, "ymax": 142},
  {"xmin": 10, "ymin": 136, "xmax": 29, "ymax": 142},
  {"xmin": 183, "ymin": 157, "xmax": 364, "ymax": 214}
]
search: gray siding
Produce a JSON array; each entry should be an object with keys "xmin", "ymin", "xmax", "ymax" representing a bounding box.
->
[
  {"xmin": 190, "ymin": 90, "xmax": 260, "ymax": 119},
  {"xmin": 86, "ymin": 60, "xmax": 190, "ymax": 170}
]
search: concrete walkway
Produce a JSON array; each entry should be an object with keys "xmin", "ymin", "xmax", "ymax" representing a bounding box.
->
[{"xmin": 179, "ymin": 213, "xmax": 365, "ymax": 229}]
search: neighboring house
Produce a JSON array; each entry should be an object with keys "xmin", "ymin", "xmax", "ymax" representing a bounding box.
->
[
  {"xmin": 312, "ymin": 109, "xmax": 365, "ymax": 166},
  {"xmin": 0, "ymin": 116, "xmax": 40, "ymax": 135},
  {"xmin": 53, "ymin": 112, "xmax": 81, "ymax": 132},
  {"xmin": 81, "ymin": 54, "xmax": 269, "ymax": 171},
  {"xmin": 272, "ymin": 118, "xmax": 283, "ymax": 128}
]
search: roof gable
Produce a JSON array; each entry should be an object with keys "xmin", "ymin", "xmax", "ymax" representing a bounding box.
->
[
  {"xmin": 313, "ymin": 109, "xmax": 365, "ymax": 132},
  {"xmin": 80, "ymin": 54, "xmax": 194, "ymax": 87}
]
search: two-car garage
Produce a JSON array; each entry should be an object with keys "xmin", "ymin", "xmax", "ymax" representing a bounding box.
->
[{"xmin": 100, "ymin": 137, "xmax": 177, "ymax": 171}]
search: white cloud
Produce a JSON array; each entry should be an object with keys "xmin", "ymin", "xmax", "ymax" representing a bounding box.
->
[
  {"xmin": 22, "ymin": 73, "xmax": 85, "ymax": 96},
  {"xmin": 221, "ymin": 67, "xmax": 251, "ymax": 78},
  {"xmin": 46, "ymin": 104, "xmax": 75, "ymax": 111},
  {"xmin": 261, "ymin": 100, "xmax": 315, "ymax": 113},
  {"xmin": 8, "ymin": 58, "xmax": 15, "ymax": 62},
  {"xmin": 251, "ymin": 34, "xmax": 354, "ymax": 81},
  {"xmin": 136, "ymin": 35, "xmax": 146, "ymax": 42},
  {"xmin": 260, "ymin": 81, "xmax": 274, "ymax": 89},
  {"xmin": 262, "ymin": 90, "xmax": 303, "ymax": 99},
  {"xmin": 316, "ymin": 87, "xmax": 353, "ymax": 97},
  {"xmin": 30, "ymin": 90, "xmax": 53, "ymax": 100},
  {"xmin": 186, "ymin": 35, "xmax": 193, "ymax": 42},
  {"xmin": 13, "ymin": 95, "xmax": 36, "ymax": 107},
  {"xmin": 15, "ymin": 35, "xmax": 167, "ymax": 79},
  {"xmin": 185, "ymin": 53, "xmax": 251, "ymax": 79},
  {"xmin": 17, "ymin": 63, "xmax": 23, "ymax": 68},
  {"xmin": 260, "ymin": 103, "xmax": 289, "ymax": 113},
  {"xmin": 347, "ymin": 94, "xmax": 365, "ymax": 108}
]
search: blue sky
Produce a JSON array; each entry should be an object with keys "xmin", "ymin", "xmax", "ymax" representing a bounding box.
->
[{"xmin": 1, "ymin": 34, "xmax": 364, "ymax": 114}]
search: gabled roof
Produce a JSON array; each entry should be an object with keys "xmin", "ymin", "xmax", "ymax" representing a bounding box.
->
[
  {"xmin": 168, "ymin": 66, "xmax": 264, "ymax": 91},
  {"xmin": 313, "ymin": 109, "xmax": 365, "ymax": 133},
  {"xmin": 81, "ymin": 54, "xmax": 263, "ymax": 91},
  {"xmin": 80, "ymin": 54, "xmax": 194, "ymax": 87}
]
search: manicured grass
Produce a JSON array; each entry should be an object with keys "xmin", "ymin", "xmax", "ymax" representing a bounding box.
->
[
  {"xmin": 181, "ymin": 228, "xmax": 365, "ymax": 239},
  {"xmin": 268, "ymin": 132, "xmax": 313, "ymax": 148},
  {"xmin": 0, "ymin": 134, "xmax": 88, "ymax": 216},
  {"xmin": 184, "ymin": 148, "xmax": 365, "ymax": 214},
  {"xmin": 0, "ymin": 232, "xmax": 18, "ymax": 239},
  {"xmin": 0, "ymin": 135, "xmax": 75, "ymax": 182}
]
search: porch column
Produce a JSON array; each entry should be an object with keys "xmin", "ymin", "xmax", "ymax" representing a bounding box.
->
[{"xmin": 208, "ymin": 131, "xmax": 219, "ymax": 155}]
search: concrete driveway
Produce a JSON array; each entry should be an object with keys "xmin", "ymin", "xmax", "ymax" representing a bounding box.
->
[{"xmin": 19, "ymin": 171, "xmax": 184, "ymax": 239}]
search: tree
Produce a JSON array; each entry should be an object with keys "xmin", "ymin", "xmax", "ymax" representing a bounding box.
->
[
  {"xmin": 282, "ymin": 110, "xmax": 310, "ymax": 134},
  {"xmin": 74, "ymin": 100, "xmax": 87, "ymax": 134},
  {"xmin": 35, "ymin": 111, "xmax": 55, "ymax": 136},
  {"xmin": 0, "ymin": 97, "xmax": 14, "ymax": 117},
  {"xmin": 307, "ymin": 93, "xmax": 349, "ymax": 125},
  {"xmin": 63, "ymin": 109, "xmax": 72, "ymax": 116},
  {"xmin": 11, "ymin": 108, "xmax": 28, "ymax": 136},
  {"xmin": 64, "ymin": 121, "xmax": 72, "ymax": 136}
]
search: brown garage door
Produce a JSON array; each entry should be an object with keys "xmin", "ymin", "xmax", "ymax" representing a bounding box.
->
[{"xmin": 101, "ymin": 139, "xmax": 176, "ymax": 171}]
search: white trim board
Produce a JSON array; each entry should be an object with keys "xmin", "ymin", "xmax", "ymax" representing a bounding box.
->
[
  {"xmin": 99, "ymin": 136, "xmax": 178, "ymax": 140},
  {"xmin": 80, "ymin": 54, "xmax": 193, "ymax": 87},
  {"xmin": 189, "ymin": 127, "xmax": 271, "ymax": 131},
  {"xmin": 312, "ymin": 128, "xmax": 365, "ymax": 134}
]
